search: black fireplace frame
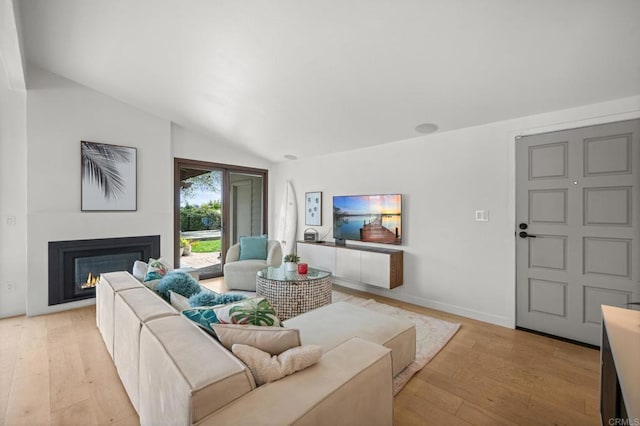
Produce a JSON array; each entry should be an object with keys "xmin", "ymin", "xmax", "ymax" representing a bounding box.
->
[{"xmin": 48, "ymin": 235, "xmax": 160, "ymax": 306}]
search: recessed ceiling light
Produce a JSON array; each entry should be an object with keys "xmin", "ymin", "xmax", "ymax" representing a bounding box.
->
[
  {"xmin": 415, "ymin": 123, "xmax": 439, "ymax": 134},
  {"xmin": 283, "ymin": 154, "xmax": 297, "ymax": 160}
]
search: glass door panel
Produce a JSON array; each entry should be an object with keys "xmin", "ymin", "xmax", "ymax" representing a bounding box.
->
[
  {"xmin": 229, "ymin": 172, "xmax": 264, "ymax": 244},
  {"xmin": 178, "ymin": 168, "xmax": 224, "ymax": 279}
]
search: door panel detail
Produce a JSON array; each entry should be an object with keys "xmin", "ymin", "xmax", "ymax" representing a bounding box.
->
[
  {"xmin": 528, "ymin": 279, "xmax": 567, "ymax": 318},
  {"xmin": 584, "ymin": 134, "xmax": 631, "ymax": 176},
  {"xmin": 583, "ymin": 186, "xmax": 631, "ymax": 226},
  {"xmin": 583, "ymin": 286, "xmax": 631, "ymax": 325},
  {"xmin": 583, "ymin": 237, "xmax": 631, "ymax": 278},
  {"xmin": 529, "ymin": 142, "xmax": 568, "ymax": 179},
  {"xmin": 529, "ymin": 235, "xmax": 567, "ymax": 270},
  {"xmin": 529, "ymin": 189, "xmax": 567, "ymax": 224}
]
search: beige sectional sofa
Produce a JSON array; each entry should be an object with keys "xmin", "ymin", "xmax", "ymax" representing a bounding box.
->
[{"xmin": 97, "ymin": 271, "xmax": 415, "ymax": 425}]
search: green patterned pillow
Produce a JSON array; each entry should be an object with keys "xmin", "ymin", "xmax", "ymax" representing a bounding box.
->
[
  {"xmin": 182, "ymin": 307, "xmax": 220, "ymax": 335},
  {"xmin": 213, "ymin": 297, "xmax": 281, "ymax": 327},
  {"xmin": 144, "ymin": 257, "xmax": 172, "ymax": 281}
]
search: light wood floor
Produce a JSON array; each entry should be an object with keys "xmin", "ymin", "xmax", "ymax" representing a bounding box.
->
[{"xmin": 0, "ymin": 279, "xmax": 600, "ymax": 425}]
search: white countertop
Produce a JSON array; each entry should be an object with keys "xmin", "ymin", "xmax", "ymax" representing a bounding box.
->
[{"xmin": 602, "ymin": 305, "xmax": 640, "ymax": 422}]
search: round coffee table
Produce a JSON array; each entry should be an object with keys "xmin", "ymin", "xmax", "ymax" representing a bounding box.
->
[{"xmin": 256, "ymin": 266, "xmax": 332, "ymax": 320}]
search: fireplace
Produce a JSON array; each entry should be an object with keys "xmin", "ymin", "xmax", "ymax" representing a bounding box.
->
[{"xmin": 48, "ymin": 235, "xmax": 160, "ymax": 306}]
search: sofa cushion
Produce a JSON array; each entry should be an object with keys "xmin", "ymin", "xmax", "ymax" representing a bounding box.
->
[
  {"xmin": 214, "ymin": 297, "xmax": 281, "ymax": 327},
  {"xmin": 212, "ymin": 324, "xmax": 301, "ymax": 355},
  {"xmin": 232, "ymin": 343, "xmax": 322, "ymax": 386},
  {"xmin": 113, "ymin": 287, "xmax": 178, "ymax": 410},
  {"xmin": 239, "ymin": 235, "xmax": 267, "ymax": 260},
  {"xmin": 197, "ymin": 338, "xmax": 392, "ymax": 426},
  {"xmin": 284, "ymin": 301, "xmax": 416, "ymax": 377},
  {"xmin": 97, "ymin": 271, "xmax": 144, "ymax": 357},
  {"xmin": 139, "ymin": 316, "xmax": 255, "ymax": 425}
]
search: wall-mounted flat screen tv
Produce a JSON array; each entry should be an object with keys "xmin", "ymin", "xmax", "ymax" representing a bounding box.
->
[{"xmin": 333, "ymin": 194, "xmax": 402, "ymax": 245}]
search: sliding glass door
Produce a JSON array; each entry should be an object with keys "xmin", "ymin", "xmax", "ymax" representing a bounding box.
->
[
  {"xmin": 174, "ymin": 159, "xmax": 267, "ymax": 280},
  {"xmin": 229, "ymin": 172, "xmax": 264, "ymax": 245}
]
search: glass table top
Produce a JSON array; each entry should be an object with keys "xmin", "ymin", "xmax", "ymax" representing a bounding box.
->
[{"xmin": 257, "ymin": 265, "xmax": 331, "ymax": 282}]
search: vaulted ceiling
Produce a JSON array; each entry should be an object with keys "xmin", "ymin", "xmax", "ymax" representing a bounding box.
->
[{"xmin": 18, "ymin": 0, "xmax": 640, "ymax": 161}]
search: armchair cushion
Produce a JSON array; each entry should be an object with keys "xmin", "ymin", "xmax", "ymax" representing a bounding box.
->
[{"xmin": 239, "ymin": 235, "xmax": 268, "ymax": 261}]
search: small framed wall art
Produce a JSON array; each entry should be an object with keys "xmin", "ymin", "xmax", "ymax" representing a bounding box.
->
[
  {"xmin": 81, "ymin": 141, "xmax": 137, "ymax": 211},
  {"xmin": 305, "ymin": 191, "xmax": 322, "ymax": 226}
]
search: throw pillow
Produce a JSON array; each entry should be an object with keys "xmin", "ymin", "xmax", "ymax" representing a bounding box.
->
[
  {"xmin": 132, "ymin": 260, "xmax": 148, "ymax": 281},
  {"xmin": 188, "ymin": 290, "xmax": 245, "ymax": 308},
  {"xmin": 238, "ymin": 235, "xmax": 268, "ymax": 261},
  {"xmin": 213, "ymin": 297, "xmax": 281, "ymax": 327},
  {"xmin": 231, "ymin": 343, "xmax": 322, "ymax": 386},
  {"xmin": 169, "ymin": 290, "xmax": 191, "ymax": 311},
  {"xmin": 155, "ymin": 271, "xmax": 201, "ymax": 302},
  {"xmin": 144, "ymin": 257, "xmax": 172, "ymax": 281},
  {"xmin": 212, "ymin": 324, "xmax": 300, "ymax": 355},
  {"xmin": 182, "ymin": 307, "xmax": 220, "ymax": 335}
]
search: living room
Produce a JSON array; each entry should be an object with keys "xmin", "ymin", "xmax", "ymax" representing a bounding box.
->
[{"xmin": 1, "ymin": 1, "xmax": 639, "ymax": 425}]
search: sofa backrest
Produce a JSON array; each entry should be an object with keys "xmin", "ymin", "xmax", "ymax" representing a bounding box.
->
[{"xmin": 138, "ymin": 315, "xmax": 256, "ymax": 425}]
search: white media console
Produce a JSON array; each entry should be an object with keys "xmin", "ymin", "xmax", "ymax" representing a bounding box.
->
[{"xmin": 296, "ymin": 241, "xmax": 403, "ymax": 289}]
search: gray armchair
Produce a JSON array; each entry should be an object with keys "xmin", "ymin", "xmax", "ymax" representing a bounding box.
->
[{"xmin": 223, "ymin": 240, "xmax": 282, "ymax": 291}]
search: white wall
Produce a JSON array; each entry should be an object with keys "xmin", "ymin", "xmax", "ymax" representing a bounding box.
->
[
  {"xmin": 25, "ymin": 66, "xmax": 174, "ymax": 316},
  {"xmin": 0, "ymin": 58, "xmax": 27, "ymax": 318},
  {"xmin": 171, "ymin": 123, "xmax": 269, "ymax": 170},
  {"xmin": 271, "ymin": 95, "xmax": 640, "ymax": 328}
]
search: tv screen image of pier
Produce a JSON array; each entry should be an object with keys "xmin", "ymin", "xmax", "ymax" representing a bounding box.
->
[{"xmin": 333, "ymin": 194, "xmax": 402, "ymax": 244}]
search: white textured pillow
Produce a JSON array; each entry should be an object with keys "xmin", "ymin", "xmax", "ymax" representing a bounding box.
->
[
  {"xmin": 212, "ymin": 324, "xmax": 300, "ymax": 355},
  {"xmin": 232, "ymin": 344, "xmax": 322, "ymax": 386},
  {"xmin": 132, "ymin": 260, "xmax": 148, "ymax": 281},
  {"xmin": 169, "ymin": 291, "xmax": 191, "ymax": 311}
]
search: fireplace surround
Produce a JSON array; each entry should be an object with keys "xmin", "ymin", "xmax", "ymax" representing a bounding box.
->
[{"xmin": 48, "ymin": 235, "xmax": 160, "ymax": 306}]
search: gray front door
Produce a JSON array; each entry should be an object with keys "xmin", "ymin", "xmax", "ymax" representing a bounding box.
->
[{"xmin": 516, "ymin": 119, "xmax": 640, "ymax": 345}]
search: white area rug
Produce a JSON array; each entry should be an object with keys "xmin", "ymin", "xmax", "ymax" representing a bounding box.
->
[{"xmin": 332, "ymin": 291, "xmax": 460, "ymax": 395}]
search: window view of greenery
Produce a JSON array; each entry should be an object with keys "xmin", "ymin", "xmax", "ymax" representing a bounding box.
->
[{"xmin": 179, "ymin": 170, "xmax": 222, "ymax": 271}]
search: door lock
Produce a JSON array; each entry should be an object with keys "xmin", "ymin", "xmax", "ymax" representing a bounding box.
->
[{"xmin": 519, "ymin": 223, "xmax": 528, "ymax": 230}]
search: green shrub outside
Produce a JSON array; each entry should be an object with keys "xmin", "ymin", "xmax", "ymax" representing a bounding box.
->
[{"xmin": 180, "ymin": 201, "xmax": 221, "ymax": 231}]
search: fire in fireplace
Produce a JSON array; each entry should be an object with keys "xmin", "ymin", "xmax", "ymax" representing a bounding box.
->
[{"xmin": 49, "ymin": 235, "xmax": 160, "ymax": 306}]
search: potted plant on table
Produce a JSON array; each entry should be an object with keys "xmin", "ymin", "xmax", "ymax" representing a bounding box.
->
[{"xmin": 283, "ymin": 253, "xmax": 300, "ymax": 272}]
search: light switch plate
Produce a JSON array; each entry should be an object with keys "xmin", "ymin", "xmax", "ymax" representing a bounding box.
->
[{"xmin": 475, "ymin": 210, "xmax": 489, "ymax": 222}]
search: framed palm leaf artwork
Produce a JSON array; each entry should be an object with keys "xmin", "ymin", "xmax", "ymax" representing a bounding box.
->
[{"xmin": 81, "ymin": 141, "xmax": 137, "ymax": 211}]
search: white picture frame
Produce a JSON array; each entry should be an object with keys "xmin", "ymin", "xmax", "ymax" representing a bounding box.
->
[{"xmin": 305, "ymin": 191, "xmax": 322, "ymax": 226}]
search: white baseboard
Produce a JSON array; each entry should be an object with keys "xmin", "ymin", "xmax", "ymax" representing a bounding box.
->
[{"xmin": 333, "ymin": 278, "xmax": 514, "ymax": 329}]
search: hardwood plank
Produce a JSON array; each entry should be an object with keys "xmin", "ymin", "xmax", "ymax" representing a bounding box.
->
[
  {"xmin": 50, "ymin": 399, "xmax": 98, "ymax": 426},
  {"xmin": 396, "ymin": 375, "xmax": 464, "ymax": 415},
  {"xmin": 48, "ymin": 341, "xmax": 91, "ymax": 412},
  {"xmin": 3, "ymin": 368, "xmax": 51, "ymax": 425},
  {"xmin": 0, "ymin": 316, "xmax": 22, "ymax": 426},
  {"xmin": 455, "ymin": 401, "xmax": 514, "ymax": 426},
  {"xmin": 527, "ymin": 395, "xmax": 599, "ymax": 426}
]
